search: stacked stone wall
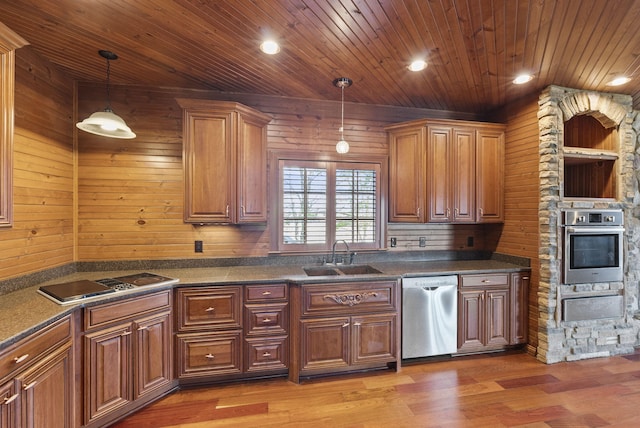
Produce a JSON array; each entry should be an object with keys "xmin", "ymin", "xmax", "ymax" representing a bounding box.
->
[{"xmin": 536, "ymin": 85, "xmax": 640, "ymax": 363}]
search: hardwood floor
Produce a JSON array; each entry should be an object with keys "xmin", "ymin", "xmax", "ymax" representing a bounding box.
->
[{"xmin": 112, "ymin": 350, "xmax": 640, "ymax": 427}]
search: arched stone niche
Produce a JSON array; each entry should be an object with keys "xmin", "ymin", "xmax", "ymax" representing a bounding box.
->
[{"xmin": 536, "ymin": 85, "xmax": 638, "ymax": 364}]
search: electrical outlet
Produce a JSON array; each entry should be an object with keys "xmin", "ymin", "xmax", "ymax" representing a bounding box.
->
[
  {"xmin": 194, "ymin": 240, "xmax": 203, "ymax": 253},
  {"xmin": 390, "ymin": 237, "xmax": 397, "ymax": 247},
  {"xmin": 419, "ymin": 237, "xmax": 426, "ymax": 247},
  {"xmin": 467, "ymin": 236, "xmax": 474, "ymax": 247}
]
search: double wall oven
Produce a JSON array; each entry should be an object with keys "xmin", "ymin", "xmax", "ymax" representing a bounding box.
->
[{"xmin": 562, "ymin": 209, "xmax": 624, "ymax": 284}]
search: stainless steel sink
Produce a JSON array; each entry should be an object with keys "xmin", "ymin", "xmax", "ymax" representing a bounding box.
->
[
  {"xmin": 336, "ymin": 265, "xmax": 382, "ymax": 275},
  {"xmin": 303, "ymin": 266, "xmax": 340, "ymax": 276},
  {"xmin": 303, "ymin": 265, "xmax": 382, "ymax": 276}
]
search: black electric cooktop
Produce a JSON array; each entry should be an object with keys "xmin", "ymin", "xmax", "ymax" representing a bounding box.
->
[{"xmin": 38, "ymin": 272, "xmax": 178, "ymax": 305}]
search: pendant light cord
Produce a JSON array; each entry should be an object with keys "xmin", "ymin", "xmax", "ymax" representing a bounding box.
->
[
  {"xmin": 105, "ymin": 56, "xmax": 112, "ymax": 111},
  {"xmin": 340, "ymin": 84, "xmax": 345, "ymax": 139}
]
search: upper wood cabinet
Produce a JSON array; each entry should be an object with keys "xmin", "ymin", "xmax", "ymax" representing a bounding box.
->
[
  {"xmin": 0, "ymin": 24, "xmax": 29, "ymax": 228},
  {"xmin": 386, "ymin": 118, "xmax": 505, "ymax": 224},
  {"xmin": 177, "ymin": 99, "xmax": 271, "ymax": 224}
]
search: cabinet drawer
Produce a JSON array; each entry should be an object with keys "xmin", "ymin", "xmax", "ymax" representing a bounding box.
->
[
  {"xmin": 460, "ymin": 273, "xmax": 509, "ymax": 288},
  {"xmin": 176, "ymin": 332, "xmax": 242, "ymax": 378},
  {"xmin": 245, "ymin": 336, "xmax": 288, "ymax": 372},
  {"xmin": 0, "ymin": 315, "xmax": 72, "ymax": 380},
  {"xmin": 245, "ymin": 283, "xmax": 287, "ymax": 302},
  {"xmin": 85, "ymin": 290, "xmax": 171, "ymax": 330},
  {"xmin": 244, "ymin": 303, "xmax": 288, "ymax": 336},
  {"xmin": 176, "ymin": 287, "xmax": 242, "ymax": 332},
  {"xmin": 301, "ymin": 281, "xmax": 397, "ymax": 316}
]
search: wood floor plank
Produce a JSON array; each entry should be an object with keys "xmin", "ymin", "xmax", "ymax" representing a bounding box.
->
[{"xmin": 112, "ymin": 350, "xmax": 640, "ymax": 427}]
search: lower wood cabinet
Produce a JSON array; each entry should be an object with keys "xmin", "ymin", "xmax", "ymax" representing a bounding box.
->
[
  {"xmin": 83, "ymin": 291, "xmax": 174, "ymax": 427},
  {"xmin": 175, "ymin": 283, "xmax": 289, "ymax": 384},
  {"xmin": 0, "ymin": 315, "xmax": 74, "ymax": 428},
  {"xmin": 457, "ymin": 271, "xmax": 530, "ymax": 354},
  {"xmin": 289, "ymin": 280, "xmax": 400, "ymax": 383}
]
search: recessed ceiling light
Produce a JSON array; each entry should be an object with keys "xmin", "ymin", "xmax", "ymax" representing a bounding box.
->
[
  {"xmin": 606, "ymin": 76, "xmax": 631, "ymax": 86},
  {"xmin": 260, "ymin": 40, "xmax": 280, "ymax": 55},
  {"xmin": 408, "ymin": 60, "xmax": 427, "ymax": 72},
  {"xmin": 513, "ymin": 74, "xmax": 534, "ymax": 84}
]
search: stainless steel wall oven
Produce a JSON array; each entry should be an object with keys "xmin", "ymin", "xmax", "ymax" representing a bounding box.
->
[{"xmin": 562, "ymin": 209, "xmax": 624, "ymax": 284}]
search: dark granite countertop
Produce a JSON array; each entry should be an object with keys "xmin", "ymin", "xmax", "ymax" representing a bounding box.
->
[{"xmin": 0, "ymin": 259, "xmax": 529, "ymax": 348}]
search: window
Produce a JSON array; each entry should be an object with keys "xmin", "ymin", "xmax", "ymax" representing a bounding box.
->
[{"xmin": 275, "ymin": 157, "xmax": 383, "ymax": 252}]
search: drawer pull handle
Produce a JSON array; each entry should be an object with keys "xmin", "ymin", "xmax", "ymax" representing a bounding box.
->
[
  {"xmin": 353, "ymin": 322, "xmax": 361, "ymax": 326},
  {"xmin": 205, "ymin": 307, "xmax": 216, "ymax": 312},
  {"xmin": 205, "ymin": 353, "xmax": 215, "ymax": 359},
  {"xmin": 342, "ymin": 322, "xmax": 350, "ymax": 328},
  {"xmin": 262, "ymin": 291, "xmax": 272, "ymax": 296},
  {"xmin": 138, "ymin": 326, "xmax": 148, "ymax": 331},
  {"xmin": 23, "ymin": 381, "xmax": 37, "ymax": 391},
  {"xmin": 522, "ymin": 277, "xmax": 530, "ymax": 280},
  {"xmin": 121, "ymin": 331, "xmax": 132, "ymax": 337},
  {"xmin": 262, "ymin": 352, "xmax": 272, "ymax": 358},
  {"xmin": 3, "ymin": 394, "xmax": 18, "ymax": 405},
  {"xmin": 261, "ymin": 318, "xmax": 272, "ymax": 323},
  {"xmin": 14, "ymin": 354, "xmax": 29, "ymax": 364},
  {"xmin": 324, "ymin": 292, "xmax": 378, "ymax": 307},
  {"xmin": 481, "ymin": 280, "xmax": 491, "ymax": 283}
]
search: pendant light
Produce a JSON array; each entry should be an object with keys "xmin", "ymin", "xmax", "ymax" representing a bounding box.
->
[
  {"xmin": 333, "ymin": 77, "xmax": 352, "ymax": 154},
  {"xmin": 76, "ymin": 50, "xmax": 136, "ymax": 139}
]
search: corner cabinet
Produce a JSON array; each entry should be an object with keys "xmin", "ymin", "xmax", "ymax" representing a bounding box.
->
[
  {"xmin": 83, "ymin": 291, "xmax": 174, "ymax": 427},
  {"xmin": 177, "ymin": 99, "xmax": 272, "ymax": 224},
  {"xmin": 289, "ymin": 280, "xmax": 400, "ymax": 383},
  {"xmin": 386, "ymin": 119, "xmax": 505, "ymax": 223}
]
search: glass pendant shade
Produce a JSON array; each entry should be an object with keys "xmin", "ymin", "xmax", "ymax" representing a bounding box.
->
[
  {"xmin": 76, "ymin": 108, "xmax": 136, "ymax": 139},
  {"xmin": 76, "ymin": 50, "xmax": 135, "ymax": 139},
  {"xmin": 336, "ymin": 139, "xmax": 349, "ymax": 154}
]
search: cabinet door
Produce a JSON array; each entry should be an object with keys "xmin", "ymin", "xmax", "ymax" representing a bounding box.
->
[
  {"xmin": 134, "ymin": 311, "xmax": 172, "ymax": 399},
  {"xmin": 299, "ymin": 317, "xmax": 350, "ymax": 372},
  {"xmin": 0, "ymin": 381, "xmax": 19, "ymax": 428},
  {"xmin": 427, "ymin": 125, "xmax": 452, "ymax": 222},
  {"xmin": 485, "ymin": 289, "xmax": 510, "ymax": 348},
  {"xmin": 183, "ymin": 109, "xmax": 234, "ymax": 223},
  {"xmin": 84, "ymin": 323, "xmax": 132, "ymax": 423},
  {"xmin": 476, "ymin": 129, "xmax": 504, "ymax": 222},
  {"xmin": 510, "ymin": 272, "xmax": 530, "ymax": 345},
  {"xmin": 237, "ymin": 112, "xmax": 268, "ymax": 223},
  {"xmin": 388, "ymin": 126, "xmax": 425, "ymax": 222},
  {"xmin": 452, "ymin": 128, "xmax": 476, "ymax": 222},
  {"xmin": 18, "ymin": 345, "xmax": 72, "ymax": 428},
  {"xmin": 457, "ymin": 289, "xmax": 484, "ymax": 352},
  {"xmin": 351, "ymin": 314, "xmax": 397, "ymax": 365}
]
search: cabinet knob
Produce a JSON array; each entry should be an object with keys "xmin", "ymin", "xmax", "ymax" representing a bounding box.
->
[
  {"xmin": 205, "ymin": 353, "xmax": 215, "ymax": 359},
  {"xmin": 2, "ymin": 394, "xmax": 18, "ymax": 405},
  {"xmin": 205, "ymin": 307, "xmax": 216, "ymax": 313},
  {"xmin": 23, "ymin": 381, "xmax": 37, "ymax": 391},
  {"xmin": 13, "ymin": 354, "xmax": 29, "ymax": 364},
  {"xmin": 261, "ymin": 318, "xmax": 272, "ymax": 323}
]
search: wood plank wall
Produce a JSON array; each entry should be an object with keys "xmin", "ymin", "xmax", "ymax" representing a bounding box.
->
[
  {"xmin": 0, "ymin": 46, "xmax": 74, "ymax": 282},
  {"xmin": 75, "ymin": 83, "xmax": 486, "ymax": 261},
  {"xmin": 491, "ymin": 94, "xmax": 540, "ymax": 351}
]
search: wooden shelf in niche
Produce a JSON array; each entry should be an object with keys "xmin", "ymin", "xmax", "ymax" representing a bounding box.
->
[{"xmin": 562, "ymin": 115, "xmax": 619, "ymax": 200}]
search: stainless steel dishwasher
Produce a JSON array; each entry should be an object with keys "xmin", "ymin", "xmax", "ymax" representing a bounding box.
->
[{"xmin": 402, "ymin": 275, "xmax": 458, "ymax": 359}]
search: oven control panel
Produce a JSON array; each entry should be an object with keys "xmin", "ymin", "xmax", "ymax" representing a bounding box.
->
[{"xmin": 563, "ymin": 209, "xmax": 623, "ymax": 226}]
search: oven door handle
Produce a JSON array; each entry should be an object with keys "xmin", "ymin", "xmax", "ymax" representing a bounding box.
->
[{"xmin": 565, "ymin": 226, "xmax": 625, "ymax": 233}]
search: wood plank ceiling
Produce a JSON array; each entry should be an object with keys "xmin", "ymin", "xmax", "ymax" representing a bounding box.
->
[{"xmin": 1, "ymin": 0, "xmax": 639, "ymax": 114}]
